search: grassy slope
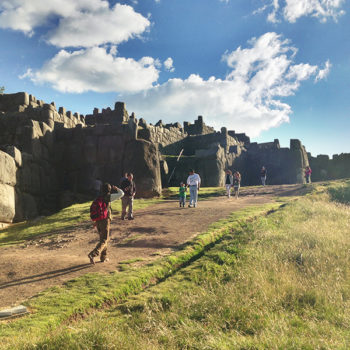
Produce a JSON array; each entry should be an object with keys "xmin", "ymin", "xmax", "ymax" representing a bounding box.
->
[
  {"xmin": 0, "ymin": 188, "xmax": 227, "ymax": 247},
  {"xmin": 0, "ymin": 201, "xmax": 280, "ymax": 349},
  {"xmin": 13, "ymin": 181, "xmax": 350, "ymax": 350}
]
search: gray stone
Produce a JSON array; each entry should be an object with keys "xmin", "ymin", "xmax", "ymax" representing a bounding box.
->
[
  {"xmin": 0, "ymin": 150, "xmax": 17, "ymax": 186},
  {"xmin": 0, "ymin": 183, "xmax": 15, "ymax": 222},
  {"xmin": 5, "ymin": 145, "xmax": 22, "ymax": 167}
]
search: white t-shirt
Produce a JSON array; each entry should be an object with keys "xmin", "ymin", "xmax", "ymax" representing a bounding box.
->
[{"xmin": 187, "ymin": 173, "xmax": 201, "ymax": 187}]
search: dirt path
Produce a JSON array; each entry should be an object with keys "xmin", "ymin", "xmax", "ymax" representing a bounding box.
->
[{"xmin": 0, "ymin": 184, "xmax": 304, "ymax": 308}]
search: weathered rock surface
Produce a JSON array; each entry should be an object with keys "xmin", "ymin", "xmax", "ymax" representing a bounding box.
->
[{"xmin": 0, "ymin": 91, "xmax": 340, "ymax": 223}]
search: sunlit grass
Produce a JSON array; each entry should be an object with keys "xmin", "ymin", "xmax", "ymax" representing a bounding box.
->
[
  {"xmin": 15, "ymin": 182, "xmax": 350, "ymax": 350},
  {"xmin": 0, "ymin": 202, "xmax": 278, "ymax": 349},
  {"xmin": 0, "ymin": 198, "xmax": 162, "ymax": 247}
]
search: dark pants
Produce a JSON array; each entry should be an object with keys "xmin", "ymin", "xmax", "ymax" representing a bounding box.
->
[{"xmin": 89, "ymin": 219, "xmax": 110, "ymax": 261}]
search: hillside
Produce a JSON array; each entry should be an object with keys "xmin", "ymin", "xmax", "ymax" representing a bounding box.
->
[{"xmin": 0, "ymin": 181, "xmax": 349, "ymax": 349}]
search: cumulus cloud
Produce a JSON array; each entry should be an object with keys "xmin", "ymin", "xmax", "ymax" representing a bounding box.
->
[
  {"xmin": 315, "ymin": 60, "xmax": 331, "ymax": 81},
  {"xmin": 121, "ymin": 33, "xmax": 330, "ymax": 137},
  {"xmin": 21, "ymin": 47, "xmax": 159, "ymax": 93},
  {"xmin": 0, "ymin": 0, "xmax": 150, "ymax": 47},
  {"xmin": 258, "ymin": 0, "xmax": 345, "ymax": 23},
  {"xmin": 164, "ymin": 57, "xmax": 175, "ymax": 72}
]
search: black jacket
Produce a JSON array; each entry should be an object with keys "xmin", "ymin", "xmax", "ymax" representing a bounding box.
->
[{"xmin": 120, "ymin": 178, "xmax": 136, "ymax": 197}]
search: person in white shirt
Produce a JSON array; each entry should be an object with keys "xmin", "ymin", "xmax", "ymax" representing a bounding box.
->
[{"xmin": 186, "ymin": 169, "xmax": 201, "ymax": 208}]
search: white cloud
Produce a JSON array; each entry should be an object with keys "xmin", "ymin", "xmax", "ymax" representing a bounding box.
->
[
  {"xmin": 21, "ymin": 47, "xmax": 160, "ymax": 93},
  {"xmin": 164, "ymin": 57, "xmax": 175, "ymax": 72},
  {"xmin": 0, "ymin": 1, "xmax": 150, "ymax": 47},
  {"xmin": 315, "ymin": 60, "xmax": 331, "ymax": 81},
  {"xmin": 121, "ymin": 33, "xmax": 330, "ymax": 137},
  {"xmin": 258, "ymin": 0, "xmax": 345, "ymax": 23}
]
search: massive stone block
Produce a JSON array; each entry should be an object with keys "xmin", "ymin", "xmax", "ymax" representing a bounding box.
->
[
  {"xmin": 0, "ymin": 183, "xmax": 15, "ymax": 223},
  {"xmin": 0, "ymin": 150, "xmax": 16, "ymax": 186},
  {"xmin": 123, "ymin": 140, "xmax": 162, "ymax": 197}
]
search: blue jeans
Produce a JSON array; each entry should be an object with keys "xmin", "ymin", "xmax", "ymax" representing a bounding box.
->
[
  {"xmin": 261, "ymin": 176, "xmax": 266, "ymax": 186},
  {"xmin": 179, "ymin": 196, "xmax": 186, "ymax": 207},
  {"xmin": 189, "ymin": 186, "xmax": 198, "ymax": 206}
]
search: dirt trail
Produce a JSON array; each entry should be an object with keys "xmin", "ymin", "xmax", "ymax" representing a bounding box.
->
[{"xmin": 0, "ymin": 184, "xmax": 304, "ymax": 308}]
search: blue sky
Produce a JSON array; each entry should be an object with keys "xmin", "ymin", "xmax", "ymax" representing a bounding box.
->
[{"xmin": 0, "ymin": 0, "xmax": 349, "ymax": 156}]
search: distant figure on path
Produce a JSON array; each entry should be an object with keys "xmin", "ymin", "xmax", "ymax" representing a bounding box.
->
[
  {"xmin": 120, "ymin": 172, "xmax": 136, "ymax": 220},
  {"xmin": 305, "ymin": 166, "xmax": 312, "ymax": 183},
  {"xmin": 88, "ymin": 182, "xmax": 120, "ymax": 264},
  {"xmin": 233, "ymin": 171, "xmax": 241, "ymax": 199},
  {"xmin": 92, "ymin": 177, "xmax": 102, "ymax": 197},
  {"xmin": 225, "ymin": 170, "xmax": 233, "ymax": 198},
  {"xmin": 260, "ymin": 166, "xmax": 267, "ymax": 186},
  {"xmin": 187, "ymin": 169, "xmax": 201, "ymax": 208},
  {"xmin": 179, "ymin": 182, "xmax": 187, "ymax": 207}
]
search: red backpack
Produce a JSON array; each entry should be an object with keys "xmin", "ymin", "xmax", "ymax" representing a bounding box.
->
[{"xmin": 90, "ymin": 196, "xmax": 108, "ymax": 221}]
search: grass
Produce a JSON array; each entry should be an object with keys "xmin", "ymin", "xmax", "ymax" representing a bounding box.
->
[
  {"xmin": 8, "ymin": 181, "xmax": 350, "ymax": 350},
  {"xmin": 0, "ymin": 197, "xmax": 162, "ymax": 247},
  {"xmin": 163, "ymin": 186, "xmax": 226, "ymax": 199},
  {"xmin": 0, "ymin": 202, "xmax": 280, "ymax": 349},
  {"xmin": 327, "ymin": 179, "xmax": 350, "ymax": 205}
]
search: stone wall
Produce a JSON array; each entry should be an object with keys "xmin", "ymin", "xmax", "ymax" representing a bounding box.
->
[
  {"xmin": 233, "ymin": 139, "xmax": 309, "ymax": 185},
  {"xmin": 184, "ymin": 116, "xmax": 215, "ymax": 135},
  {"xmin": 308, "ymin": 153, "xmax": 350, "ymax": 181},
  {"xmin": 137, "ymin": 118, "xmax": 187, "ymax": 155},
  {"xmin": 0, "ymin": 150, "xmax": 16, "ymax": 223},
  {"xmin": 84, "ymin": 102, "xmax": 129, "ymax": 126},
  {"xmin": 0, "ymin": 91, "xmax": 328, "ymax": 224},
  {"xmin": 54, "ymin": 123, "xmax": 162, "ymax": 199}
]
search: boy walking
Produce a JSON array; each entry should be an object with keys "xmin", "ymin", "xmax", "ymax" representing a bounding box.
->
[
  {"xmin": 179, "ymin": 182, "xmax": 187, "ymax": 207},
  {"xmin": 233, "ymin": 171, "xmax": 241, "ymax": 199},
  {"xmin": 88, "ymin": 182, "xmax": 119, "ymax": 264}
]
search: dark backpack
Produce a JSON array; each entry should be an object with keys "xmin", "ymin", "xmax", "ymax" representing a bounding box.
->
[{"xmin": 90, "ymin": 196, "xmax": 108, "ymax": 221}]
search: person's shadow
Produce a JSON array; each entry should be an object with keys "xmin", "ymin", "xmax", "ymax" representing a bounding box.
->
[{"xmin": 0, "ymin": 264, "xmax": 91, "ymax": 290}]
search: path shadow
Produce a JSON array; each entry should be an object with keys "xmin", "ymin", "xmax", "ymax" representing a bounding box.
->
[
  {"xmin": 114, "ymin": 239, "xmax": 181, "ymax": 249},
  {"xmin": 0, "ymin": 264, "xmax": 91, "ymax": 290},
  {"xmin": 135, "ymin": 206, "xmax": 182, "ymax": 217}
]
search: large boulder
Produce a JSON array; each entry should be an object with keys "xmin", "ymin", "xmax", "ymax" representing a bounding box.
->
[
  {"xmin": 0, "ymin": 184, "xmax": 15, "ymax": 223},
  {"xmin": 0, "ymin": 150, "xmax": 16, "ymax": 186},
  {"xmin": 123, "ymin": 140, "xmax": 162, "ymax": 197}
]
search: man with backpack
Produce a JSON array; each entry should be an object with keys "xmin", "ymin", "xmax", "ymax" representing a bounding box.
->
[{"xmin": 88, "ymin": 182, "xmax": 120, "ymax": 264}]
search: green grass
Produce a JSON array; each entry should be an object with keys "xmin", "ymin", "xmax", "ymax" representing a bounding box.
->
[
  {"xmin": 0, "ymin": 198, "xmax": 162, "ymax": 247},
  {"xmin": 10, "ymin": 181, "xmax": 350, "ymax": 350},
  {"xmin": 327, "ymin": 179, "xmax": 350, "ymax": 205},
  {"xmin": 163, "ymin": 186, "xmax": 225, "ymax": 199},
  {"xmin": 0, "ymin": 203, "xmax": 280, "ymax": 349}
]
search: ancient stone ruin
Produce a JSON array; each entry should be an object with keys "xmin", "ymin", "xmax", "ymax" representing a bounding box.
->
[{"xmin": 0, "ymin": 91, "xmax": 347, "ymax": 225}]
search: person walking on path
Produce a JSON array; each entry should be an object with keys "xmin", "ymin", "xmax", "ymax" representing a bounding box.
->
[
  {"xmin": 233, "ymin": 171, "xmax": 241, "ymax": 199},
  {"xmin": 187, "ymin": 169, "xmax": 201, "ymax": 208},
  {"xmin": 225, "ymin": 170, "xmax": 233, "ymax": 198},
  {"xmin": 179, "ymin": 182, "xmax": 187, "ymax": 207},
  {"xmin": 260, "ymin": 166, "xmax": 267, "ymax": 186},
  {"xmin": 305, "ymin": 166, "xmax": 312, "ymax": 183},
  {"xmin": 88, "ymin": 183, "xmax": 120, "ymax": 264},
  {"xmin": 120, "ymin": 172, "xmax": 136, "ymax": 220}
]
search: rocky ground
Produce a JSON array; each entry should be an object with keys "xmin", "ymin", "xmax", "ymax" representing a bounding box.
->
[{"xmin": 0, "ymin": 184, "xmax": 305, "ymax": 308}]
